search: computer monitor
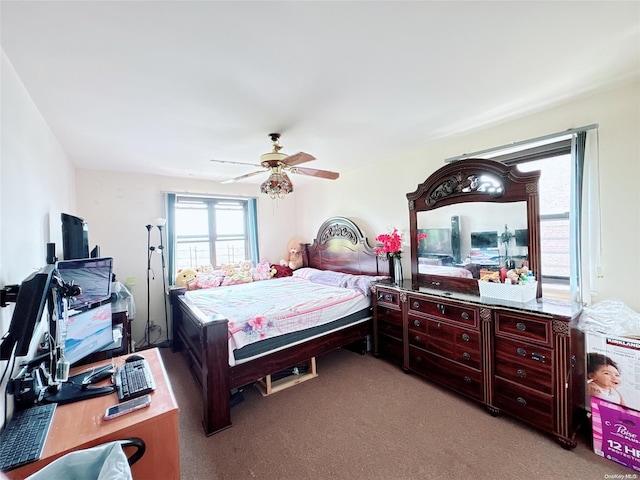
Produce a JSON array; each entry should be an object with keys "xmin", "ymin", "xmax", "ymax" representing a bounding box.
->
[
  {"xmin": 470, "ymin": 231, "xmax": 499, "ymax": 249},
  {"xmin": 417, "ymin": 228, "xmax": 453, "ymax": 256},
  {"xmin": 61, "ymin": 213, "xmax": 89, "ymax": 260},
  {"xmin": 56, "ymin": 257, "xmax": 113, "ymax": 311},
  {"xmin": 515, "ymin": 229, "xmax": 528, "ymax": 246},
  {"xmin": 64, "ymin": 302, "xmax": 114, "ymax": 366},
  {"xmin": 0, "ymin": 265, "xmax": 55, "ymax": 360}
]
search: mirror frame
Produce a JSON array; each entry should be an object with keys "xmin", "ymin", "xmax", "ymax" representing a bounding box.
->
[{"xmin": 407, "ymin": 158, "xmax": 542, "ymax": 297}]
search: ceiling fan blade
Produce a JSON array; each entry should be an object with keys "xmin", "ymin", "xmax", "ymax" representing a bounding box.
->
[
  {"xmin": 283, "ymin": 152, "xmax": 315, "ymax": 166},
  {"xmin": 290, "ymin": 166, "xmax": 339, "ymax": 180},
  {"xmin": 221, "ymin": 170, "xmax": 265, "ymax": 184},
  {"xmin": 211, "ymin": 159, "xmax": 262, "ymax": 168}
]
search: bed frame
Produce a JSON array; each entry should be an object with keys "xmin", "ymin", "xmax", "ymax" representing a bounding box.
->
[{"xmin": 169, "ymin": 216, "xmax": 388, "ymax": 435}]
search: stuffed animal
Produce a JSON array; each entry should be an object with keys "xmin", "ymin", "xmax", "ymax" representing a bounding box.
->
[
  {"xmin": 221, "ymin": 263, "xmax": 252, "ymax": 286},
  {"xmin": 238, "ymin": 260, "xmax": 254, "ymax": 283},
  {"xmin": 280, "ymin": 240, "xmax": 304, "ymax": 271},
  {"xmin": 175, "ymin": 268, "xmax": 199, "ymax": 290},
  {"xmin": 253, "ymin": 259, "xmax": 273, "ymax": 281}
]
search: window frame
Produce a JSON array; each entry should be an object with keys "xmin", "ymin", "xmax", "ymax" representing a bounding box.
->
[
  {"xmin": 478, "ymin": 138, "xmax": 578, "ymax": 298},
  {"xmin": 166, "ymin": 193, "xmax": 259, "ymax": 285}
]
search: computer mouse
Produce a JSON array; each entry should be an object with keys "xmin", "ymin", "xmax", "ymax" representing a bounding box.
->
[{"xmin": 125, "ymin": 354, "xmax": 145, "ymax": 363}]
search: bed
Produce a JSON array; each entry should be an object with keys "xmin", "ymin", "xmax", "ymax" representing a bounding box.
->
[
  {"xmin": 417, "ymin": 257, "xmax": 474, "ymax": 278},
  {"xmin": 169, "ymin": 216, "xmax": 390, "ymax": 435}
]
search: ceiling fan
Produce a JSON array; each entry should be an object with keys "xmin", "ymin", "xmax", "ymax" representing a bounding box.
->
[{"xmin": 211, "ymin": 133, "xmax": 339, "ymax": 198}]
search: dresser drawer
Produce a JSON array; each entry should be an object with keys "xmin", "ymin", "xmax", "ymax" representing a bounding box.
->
[
  {"xmin": 375, "ymin": 288, "xmax": 401, "ymax": 308},
  {"xmin": 377, "ymin": 334, "xmax": 404, "ymax": 365},
  {"xmin": 407, "ymin": 295, "xmax": 477, "ymax": 328},
  {"xmin": 493, "ymin": 377, "xmax": 554, "ymax": 432},
  {"xmin": 377, "ymin": 318, "xmax": 403, "ymax": 340},
  {"xmin": 495, "ymin": 312, "xmax": 551, "ymax": 347},
  {"xmin": 409, "ymin": 319, "xmax": 481, "ymax": 369},
  {"xmin": 409, "ymin": 347, "xmax": 483, "ymax": 402},
  {"xmin": 495, "ymin": 338, "xmax": 553, "ymax": 395},
  {"xmin": 377, "ymin": 307, "xmax": 403, "ymax": 326}
]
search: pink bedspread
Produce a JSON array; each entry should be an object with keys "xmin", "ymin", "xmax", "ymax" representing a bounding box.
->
[{"xmin": 183, "ymin": 276, "xmax": 370, "ymax": 365}]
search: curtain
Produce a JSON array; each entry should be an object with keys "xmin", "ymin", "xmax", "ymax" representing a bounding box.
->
[
  {"xmin": 165, "ymin": 193, "xmax": 176, "ymax": 286},
  {"xmin": 248, "ymin": 198, "xmax": 259, "ymax": 264},
  {"xmin": 578, "ymin": 129, "xmax": 602, "ymax": 305}
]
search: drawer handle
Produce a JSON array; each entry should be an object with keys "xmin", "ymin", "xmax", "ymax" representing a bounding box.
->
[
  {"xmin": 462, "ymin": 352, "xmax": 471, "ymax": 361},
  {"xmin": 461, "ymin": 312, "xmax": 469, "ymax": 320},
  {"xmin": 413, "ymin": 301, "xmax": 420, "ymax": 309},
  {"xmin": 415, "ymin": 356, "xmax": 422, "ymax": 362},
  {"xmin": 414, "ymin": 320, "xmax": 421, "ymax": 327},
  {"xmin": 532, "ymin": 352, "xmax": 546, "ymax": 363},
  {"xmin": 463, "ymin": 376, "xmax": 472, "ymax": 384},
  {"xmin": 384, "ymin": 294, "xmax": 394, "ymax": 302},
  {"xmin": 516, "ymin": 322, "xmax": 526, "ymax": 331},
  {"xmin": 517, "ymin": 347, "xmax": 527, "ymax": 356},
  {"xmin": 517, "ymin": 369, "xmax": 527, "ymax": 378},
  {"xmin": 414, "ymin": 336, "xmax": 421, "ymax": 343},
  {"xmin": 516, "ymin": 397, "xmax": 527, "ymax": 407},
  {"xmin": 431, "ymin": 281, "xmax": 441, "ymax": 286},
  {"xmin": 461, "ymin": 333, "xmax": 470, "ymax": 342},
  {"xmin": 436, "ymin": 322, "xmax": 442, "ymax": 329},
  {"xmin": 437, "ymin": 303, "xmax": 446, "ymax": 315}
]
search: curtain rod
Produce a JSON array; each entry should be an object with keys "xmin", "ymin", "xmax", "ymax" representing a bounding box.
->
[{"xmin": 444, "ymin": 124, "xmax": 598, "ymax": 163}]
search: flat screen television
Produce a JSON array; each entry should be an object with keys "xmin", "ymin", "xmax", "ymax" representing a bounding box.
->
[
  {"xmin": 61, "ymin": 213, "xmax": 89, "ymax": 260},
  {"xmin": 0, "ymin": 265, "xmax": 55, "ymax": 360},
  {"xmin": 515, "ymin": 229, "xmax": 528, "ymax": 246},
  {"xmin": 470, "ymin": 231, "xmax": 499, "ymax": 249},
  {"xmin": 418, "ymin": 228, "xmax": 453, "ymax": 256},
  {"xmin": 56, "ymin": 257, "xmax": 113, "ymax": 311}
]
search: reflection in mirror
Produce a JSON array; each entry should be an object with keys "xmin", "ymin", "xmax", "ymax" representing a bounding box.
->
[{"xmin": 416, "ymin": 202, "xmax": 528, "ymax": 279}]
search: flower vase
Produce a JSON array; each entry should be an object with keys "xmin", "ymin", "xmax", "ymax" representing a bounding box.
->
[{"xmin": 391, "ymin": 254, "xmax": 403, "ymax": 284}]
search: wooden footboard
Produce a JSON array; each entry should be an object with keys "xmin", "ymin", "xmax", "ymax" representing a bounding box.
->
[
  {"xmin": 170, "ymin": 287, "xmax": 371, "ymax": 435},
  {"xmin": 169, "ymin": 216, "xmax": 388, "ymax": 436}
]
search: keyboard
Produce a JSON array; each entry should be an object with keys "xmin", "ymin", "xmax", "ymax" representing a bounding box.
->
[
  {"xmin": 115, "ymin": 359, "xmax": 156, "ymax": 401},
  {"xmin": 0, "ymin": 403, "xmax": 56, "ymax": 472}
]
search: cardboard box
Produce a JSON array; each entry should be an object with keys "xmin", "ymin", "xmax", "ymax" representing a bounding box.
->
[
  {"xmin": 586, "ymin": 333, "xmax": 640, "ymax": 412},
  {"xmin": 591, "ymin": 397, "xmax": 640, "ymax": 472}
]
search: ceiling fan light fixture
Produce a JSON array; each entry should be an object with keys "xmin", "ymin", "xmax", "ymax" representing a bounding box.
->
[{"xmin": 260, "ymin": 171, "xmax": 293, "ymax": 199}]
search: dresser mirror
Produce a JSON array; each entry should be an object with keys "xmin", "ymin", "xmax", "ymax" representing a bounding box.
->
[{"xmin": 407, "ymin": 159, "xmax": 542, "ymax": 296}]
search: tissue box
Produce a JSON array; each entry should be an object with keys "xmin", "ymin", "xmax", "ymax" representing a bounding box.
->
[
  {"xmin": 478, "ymin": 280, "xmax": 537, "ymax": 303},
  {"xmin": 591, "ymin": 397, "xmax": 640, "ymax": 472}
]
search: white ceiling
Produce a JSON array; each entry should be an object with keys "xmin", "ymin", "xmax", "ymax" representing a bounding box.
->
[{"xmin": 2, "ymin": 1, "xmax": 639, "ymax": 185}]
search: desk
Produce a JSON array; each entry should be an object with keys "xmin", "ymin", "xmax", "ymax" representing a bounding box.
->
[{"xmin": 6, "ymin": 348, "xmax": 179, "ymax": 480}]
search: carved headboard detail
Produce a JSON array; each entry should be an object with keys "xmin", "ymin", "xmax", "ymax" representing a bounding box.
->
[{"xmin": 305, "ymin": 217, "xmax": 388, "ymax": 276}]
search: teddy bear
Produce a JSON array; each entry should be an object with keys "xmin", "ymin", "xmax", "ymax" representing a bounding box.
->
[
  {"xmin": 280, "ymin": 240, "xmax": 304, "ymax": 271},
  {"xmin": 238, "ymin": 260, "xmax": 254, "ymax": 283},
  {"xmin": 175, "ymin": 268, "xmax": 199, "ymax": 290}
]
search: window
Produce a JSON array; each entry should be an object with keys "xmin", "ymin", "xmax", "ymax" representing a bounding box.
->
[
  {"xmin": 166, "ymin": 194, "xmax": 259, "ymax": 284},
  {"xmin": 479, "ymin": 138, "xmax": 577, "ymax": 300}
]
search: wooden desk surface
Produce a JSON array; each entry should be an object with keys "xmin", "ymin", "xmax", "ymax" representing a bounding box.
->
[{"xmin": 6, "ymin": 348, "xmax": 180, "ymax": 480}]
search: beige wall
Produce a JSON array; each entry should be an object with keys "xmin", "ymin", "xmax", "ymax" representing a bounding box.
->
[
  {"xmin": 296, "ymin": 81, "xmax": 640, "ymax": 312},
  {"xmin": 74, "ymin": 169, "xmax": 298, "ymax": 345},
  {"xmin": 0, "ymin": 51, "xmax": 76, "ymax": 422}
]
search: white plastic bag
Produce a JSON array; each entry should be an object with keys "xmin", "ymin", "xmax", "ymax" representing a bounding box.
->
[
  {"xmin": 26, "ymin": 442, "xmax": 132, "ymax": 480},
  {"xmin": 577, "ymin": 298, "xmax": 640, "ymax": 337},
  {"xmin": 111, "ymin": 281, "xmax": 136, "ymax": 320}
]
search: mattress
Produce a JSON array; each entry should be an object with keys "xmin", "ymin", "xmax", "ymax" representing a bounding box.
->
[{"xmin": 183, "ymin": 276, "xmax": 372, "ymax": 365}]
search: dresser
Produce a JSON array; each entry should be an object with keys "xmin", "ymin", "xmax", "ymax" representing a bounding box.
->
[{"xmin": 372, "ymin": 281, "xmax": 585, "ymax": 449}]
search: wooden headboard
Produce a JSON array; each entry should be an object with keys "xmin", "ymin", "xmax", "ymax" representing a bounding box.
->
[{"xmin": 304, "ymin": 216, "xmax": 388, "ymax": 276}]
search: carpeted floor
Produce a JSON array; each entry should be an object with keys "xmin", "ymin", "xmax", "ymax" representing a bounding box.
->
[{"xmin": 160, "ymin": 347, "xmax": 632, "ymax": 480}]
